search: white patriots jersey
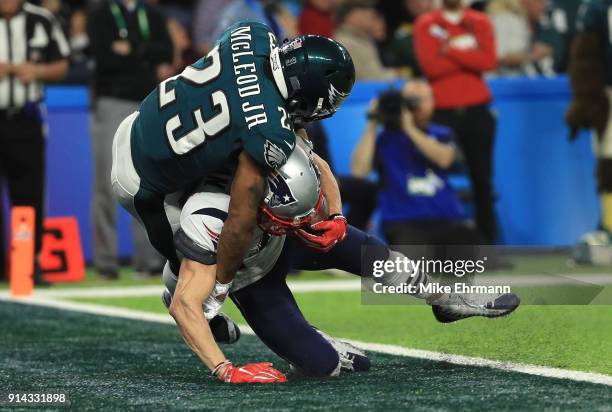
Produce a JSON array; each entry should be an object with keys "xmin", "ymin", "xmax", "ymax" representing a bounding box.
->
[{"xmin": 178, "ymin": 187, "xmax": 285, "ymax": 291}]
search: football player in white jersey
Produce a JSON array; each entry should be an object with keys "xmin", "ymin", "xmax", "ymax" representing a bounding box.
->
[{"xmin": 161, "ymin": 133, "xmax": 520, "ymax": 383}]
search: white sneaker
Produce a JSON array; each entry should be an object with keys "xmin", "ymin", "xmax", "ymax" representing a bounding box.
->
[{"xmin": 427, "ymin": 292, "xmax": 520, "ymax": 323}]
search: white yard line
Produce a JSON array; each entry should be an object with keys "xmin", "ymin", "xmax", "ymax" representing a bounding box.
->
[
  {"xmin": 1, "ymin": 295, "xmax": 611, "ymax": 387},
  {"xmin": 1, "ymin": 273, "xmax": 611, "ymax": 299}
]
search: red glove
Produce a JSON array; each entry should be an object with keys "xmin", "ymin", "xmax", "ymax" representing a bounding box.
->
[
  {"xmin": 214, "ymin": 361, "xmax": 287, "ymax": 384},
  {"xmin": 296, "ymin": 214, "xmax": 348, "ymax": 252}
]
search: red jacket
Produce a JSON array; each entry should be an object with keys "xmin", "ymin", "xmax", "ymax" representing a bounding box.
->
[
  {"xmin": 414, "ymin": 8, "xmax": 497, "ymax": 109},
  {"xmin": 298, "ymin": 4, "xmax": 335, "ymax": 38}
]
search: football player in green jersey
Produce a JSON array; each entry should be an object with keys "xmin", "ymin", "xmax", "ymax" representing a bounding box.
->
[{"xmin": 110, "ymin": 20, "xmax": 355, "ymax": 380}]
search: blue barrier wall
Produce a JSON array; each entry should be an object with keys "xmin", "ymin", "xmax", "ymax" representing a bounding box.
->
[{"xmin": 43, "ymin": 76, "xmax": 599, "ymax": 261}]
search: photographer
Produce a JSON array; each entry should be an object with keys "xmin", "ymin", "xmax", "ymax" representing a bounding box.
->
[{"xmin": 352, "ymin": 80, "xmax": 482, "ymax": 245}]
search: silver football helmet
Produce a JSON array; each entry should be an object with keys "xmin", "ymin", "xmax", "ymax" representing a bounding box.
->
[{"xmin": 258, "ymin": 144, "xmax": 326, "ymax": 235}]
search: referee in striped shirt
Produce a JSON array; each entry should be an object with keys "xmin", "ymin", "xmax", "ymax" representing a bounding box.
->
[{"xmin": 0, "ymin": 0, "xmax": 69, "ymax": 285}]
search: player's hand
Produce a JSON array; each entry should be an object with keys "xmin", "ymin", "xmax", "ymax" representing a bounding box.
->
[
  {"xmin": 215, "ymin": 361, "xmax": 287, "ymax": 384},
  {"xmin": 296, "ymin": 214, "xmax": 347, "ymax": 252},
  {"xmin": 203, "ymin": 280, "xmax": 232, "ymax": 320}
]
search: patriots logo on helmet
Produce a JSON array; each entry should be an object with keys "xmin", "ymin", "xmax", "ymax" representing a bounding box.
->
[
  {"xmin": 328, "ymin": 83, "xmax": 349, "ymax": 109},
  {"xmin": 264, "ymin": 140, "xmax": 287, "ymax": 169},
  {"xmin": 267, "ymin": 171, "xmax": 297, "ymax": 208}
]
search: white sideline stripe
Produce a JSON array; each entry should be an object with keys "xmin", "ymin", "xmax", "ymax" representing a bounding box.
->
[
  {"xmin": 0, "ymin": 280, "xmax": 362, "ymax": 299},
  {"xmin": 1, "ymin": 295, "xmax": 611, "ymax": 387},
  {"xmin": 2, "ymin": 273, "xmax": 612, "ymax": 299}
]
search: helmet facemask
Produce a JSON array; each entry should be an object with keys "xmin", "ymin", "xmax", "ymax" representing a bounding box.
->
[{"xmin": 258, "ymin": 191, "xmax": 326, "ymax": 235}]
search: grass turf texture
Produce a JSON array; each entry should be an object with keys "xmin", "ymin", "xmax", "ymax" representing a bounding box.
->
[
  {"xmin": 68, "ymin": 292, "xmax": 612, "ymax": 376},
  {"xmin": 1, "ymin": 301, "xmax": 611, "ymax": 411},
  {"xmin": 2, "ymin": 252, "xmax": 610, "ymax": 290}
]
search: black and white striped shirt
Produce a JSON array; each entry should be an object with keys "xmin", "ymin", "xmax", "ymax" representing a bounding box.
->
[{"xmin": 0, "ymin": 2, "xmax": 69, "ymax": 109}]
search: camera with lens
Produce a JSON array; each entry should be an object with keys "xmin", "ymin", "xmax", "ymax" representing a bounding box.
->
[{"xmin": 368, "ymin": 89, "xmax": 421, "ymax": 131}]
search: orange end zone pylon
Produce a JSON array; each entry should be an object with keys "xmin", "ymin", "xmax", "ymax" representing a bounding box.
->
[{"xmin": 10, "ymin": 206, "xmax": 35, "ymax": 297}]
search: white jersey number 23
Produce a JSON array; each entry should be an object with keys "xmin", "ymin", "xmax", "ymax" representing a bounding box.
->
[{"xmin": 158, "ymin": 45, "xmax": 230, "ymax": 155}]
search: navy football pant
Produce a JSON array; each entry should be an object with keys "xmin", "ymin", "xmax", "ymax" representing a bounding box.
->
[{"xmin": 229, "ymin": 225, "xmax": 388, "ymax": 376}]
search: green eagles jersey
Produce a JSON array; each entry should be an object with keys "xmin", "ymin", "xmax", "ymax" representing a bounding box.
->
[
  {"xmin": 577, "ymin": 0, "xmax": 612, "ymax": 85},
  {"xmin": 131, "ymin": 20, "xmax": 296, "ymax": 194}
]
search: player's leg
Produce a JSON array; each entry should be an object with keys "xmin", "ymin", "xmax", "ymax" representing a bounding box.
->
[
  {"xmin": 230, "ymin": 250, "xmax": 369, "ymax": 376},
  {"xmin": 290, "ymin": 225, "xmax": 519, "ymax": 322},
  {"xmin": 289, "ymin": 225, "xmax": 390, "ymax": 276},
  {"xmin": 99, "ymin": 100, "xmax": 162, "ymax": 275},
  {"xmin": 110, "ymin": 112, "xmax": 179, "ymax": 266}
]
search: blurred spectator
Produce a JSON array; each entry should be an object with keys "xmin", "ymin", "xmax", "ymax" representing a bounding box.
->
[
  {"xmin": 0, "ymin": 0, "xmax": 69, "ymax": 284},
  {"xmin": 40, "ymin": 0, "xmax": 71, "ymax": 33},
  {"xmin": 566, "ymin": 0, "xmax": 612, "ymax": 235},
  {"xmin": 414, "ymin": 0, "xmax": 498, "ymax": 244},
  {"xmin": 305, "ymin": 121, "xmax": 378, "ymax": 231},
  {"xmin": 87, "ymin": 0, "xmax": 172, "ymax": 279},
  {"xmin": 158, "ymin": 18, "xmax": 196, "ymax": 79},
  {"xmin": 334, "ymin": 0, "xmax": 396, "ymax": 80},
  {"xmin": 386, "ymin": 0, "xmax": 434, "ymax": 77},
  {"xmin": 543, "ymin": 0, "xmax": 583, "ymax": 73},
  {"xmin": 64, "ymin": 8, "xmax": 91, "ymax": 83},
  {"xmin": 154, "ymin": 0, "xmax": 194, "ymax": 32},
  {"xmin": 211, "ymin": 0, "xmax": 298, "ymax": 44},
  {"xmin": 192, "ymin": 0, "xmax": 233, "ymax": 54},
  {"xmin": 351, "ymin": 81, "xmax": 481, "ymax": 245},
  {"xmin": 298, "ymin": 0, "xmax": 336, "ymax": 37},
  {"xmin": 487, "ymin": 0, "xmax": 550, "ymax": 75}
]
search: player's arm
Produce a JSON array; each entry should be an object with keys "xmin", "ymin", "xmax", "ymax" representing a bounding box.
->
[
  {"xmin": 215, "ymin": 151, "xmax": 266, "ymax": 284},
  {"xmin": 312, "ymin": 152, "xmax": 342, "ymax": 215},
  {"xmin": 169, "ymin": 259, "xmax": 225, "ymax": 370},
  {"xmin": 295, "ymin": 128, "xmax": 342, "ymax": 215},
  {"xmin": 295, "ymin": 130, "xmax": 347, "ymax": 252},
  {"xmin": 170, "ymin": 258, "xmax": 286, "ymax": 383}
]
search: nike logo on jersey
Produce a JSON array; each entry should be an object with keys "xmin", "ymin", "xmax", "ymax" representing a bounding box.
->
[{"xmin": 283, "ymin": 140, "xmax": 295, "ymax": 150}]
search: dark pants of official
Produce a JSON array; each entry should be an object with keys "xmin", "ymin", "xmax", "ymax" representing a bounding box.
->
[
  {"xmin": 0, "ymin": 110, "xmax": 45, "ymax": 281},
  {"xmin": 230, "ymin": 225, "xmax": 388, "ymax": 376},
  {"xmin": 433, "ymin": 105, "xmax": 498, "ymax": 243}
]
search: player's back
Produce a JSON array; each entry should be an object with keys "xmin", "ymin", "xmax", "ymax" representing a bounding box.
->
[{"xmin": 131, "ymin": 20, "xmax": 295, "ymax": 194}]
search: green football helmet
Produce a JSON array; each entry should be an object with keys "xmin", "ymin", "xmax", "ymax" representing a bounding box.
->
[{"xmin": 271, "ymin": 35, "xmax": 356, "ymax": 123}]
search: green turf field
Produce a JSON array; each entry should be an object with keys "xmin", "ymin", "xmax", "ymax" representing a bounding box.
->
[
  {"xmin": 1, "ymin": 252, "xmax": 609, "ymax": 290},
  {"xmin": 68, "ymin": 292, "xmax": 612, "ymax": 376},
  {"xmin": 2, "ymin": 252, "xmax": 612, "ymax": 410},
  {"xmin": 2, "ymin": 301, "xmax": 611, "ymax": 411}
]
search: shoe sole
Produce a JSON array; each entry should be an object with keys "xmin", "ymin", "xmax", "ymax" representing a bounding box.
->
[{"xmin": 432, "ymin": 294, "xmax": 521, "ymax": 323}]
